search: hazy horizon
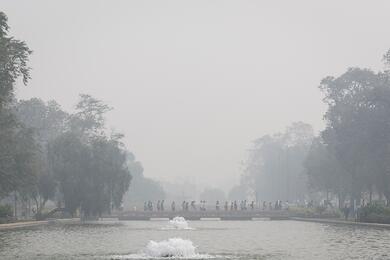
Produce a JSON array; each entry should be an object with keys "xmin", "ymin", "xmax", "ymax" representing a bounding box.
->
[{"xmin": 3, "ymin": 0, "xmax": 390, "ymax": 192}]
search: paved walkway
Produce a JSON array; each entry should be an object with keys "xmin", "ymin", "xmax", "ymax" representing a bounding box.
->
[
  {"xmin": 118, "ymin": 209, "xmax": 290, "ymax": 220},
  {"xmin": 291, "ymin": 217, "xmax": 390, "ymax": 229}
]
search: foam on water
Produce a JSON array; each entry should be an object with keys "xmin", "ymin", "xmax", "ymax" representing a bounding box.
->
[
  {"xmin": 169, "ymin": 217, "xmax": 192, "ymax": 230},
  {"xmin": 113, "ymin": 238, "xmax": 215, "ymax": 259},
  {"xmin": 161, "ymin": 216, "xmax": 194, "ymax": 230},
  {"xmin": 144, "ymin": 238, "xmax": 196, "ymax": 257}
]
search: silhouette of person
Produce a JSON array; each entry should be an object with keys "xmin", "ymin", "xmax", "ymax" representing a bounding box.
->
[{"xmin": 191, "ymin": 201, "xmax": 196, "ymax": 210}]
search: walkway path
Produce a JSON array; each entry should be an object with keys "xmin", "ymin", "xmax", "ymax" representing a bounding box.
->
[{"xmin": 118, "ymin": 209, "xmax": 290, "ymax": 220}]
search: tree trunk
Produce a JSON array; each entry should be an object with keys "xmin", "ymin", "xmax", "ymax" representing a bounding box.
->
[
  {"xmin": 13, "ymin": 191, "xmax": 17, "ymax": 219},
  {"xmin": 28, "ymin": 199, "xmax": 31, "ymax": 219},
  {"xmin": 338, "ymin": 193, "xmax": 341, "ymax": 209},
  {"xmin": 338, "ymin": 193, "xmax": 345, "ymax": 209},
  {"xmin": 384, "ymin": 191, "xmax": 390, "ymax": 206},
  {"xmin": 369, "ymin": 189, "xmax": 372, "ymax": 203}
]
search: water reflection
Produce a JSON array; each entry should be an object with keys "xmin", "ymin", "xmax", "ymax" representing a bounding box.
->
[{"xmin": 1, "ymin": 220, "xmax": 390, "ymax": 259}]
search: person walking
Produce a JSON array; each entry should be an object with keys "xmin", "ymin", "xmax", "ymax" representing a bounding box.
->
[
  {"xmin": 285, "ymin": 200, "xmax": 290, "ymax": 210},
  {"xmin": 191, "ymin": 201, "xmax": 196, "ymax": 210},
  {"xmin": 171, "ymin": 201, "xmax": 176, "ymax": 211},
  {"xmin": 343, "ymin": 204, "xmax": 350, "ymax": 220}
]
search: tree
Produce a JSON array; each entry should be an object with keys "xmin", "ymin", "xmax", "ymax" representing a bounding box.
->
[
  {"xmin": 243, "ymin": 122, "xmax": 314, "ymax": 202},
  {"xmin": 200, "ymin": 188, "xmax": 226, "ymax": 202},
  {"xmin": 49, "ymin": 95, "xmax": 132, "ymax": 217},
  {"xmin": 0, "ymin": 12, "xmax": 31, "ymax": 108},
  {"xmin": 0, "ymin": 11, "xmax": 33, "ymax": 198},
  {"xmin": 49, "ymin": 132, "xmax": 91, "ymax": 215},
  {"xmin": 319, "ymin": 67, "xmax": 390, "ymax": 204},
  {"xmin": 14, "ymin": 98, "xmax": 68, "ymax": 215},
  {"xmin": 228, "ymin": 184, "xmax": 248, "ymax": 201},
  {"xmin": 69, "ymin": 94, "xmax": 112, "ymax": 137},
  {"xmin": 88, "ymin": 136, "xmax": 131, "ymax": 214},
  {"xmin": 0, "ymin": 112, "xmax": 38, "ymax": 198},
  {"xmin": 123, "ymin": 158, "xmax": 165, "ymax": 208},
  {"xmin": 15, "ymin": 98, "xmax": 68, "ymax": 142},
  {"xmin": 304, "ymin": 137, "xmax": 348, "ymax": 206},
  {"xmin": 0, "ymin": 12, "xmax": 136, "ymax": 219}
]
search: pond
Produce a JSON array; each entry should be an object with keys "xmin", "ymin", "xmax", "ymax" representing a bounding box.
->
[{"xmin": 1, "ymin": 219, "xmax": 390, "ymax": 259}]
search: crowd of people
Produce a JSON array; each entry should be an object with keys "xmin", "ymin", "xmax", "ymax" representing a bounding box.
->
[{"xmin": 143, "ymin": 199, "xmax": 289, "ymax": 211}]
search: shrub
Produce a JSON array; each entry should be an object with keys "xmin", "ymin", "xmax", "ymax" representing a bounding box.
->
[
  {"xmin": 359, "ymin": 202, "xmax": 390, "ymax": 224},
  {"xmin": 289, "ymin": 206, "xmax": 341, "ymax": 218},
  {"xmin": 0, "ymin": 204, "xmax": 12, "ymax": 218}
]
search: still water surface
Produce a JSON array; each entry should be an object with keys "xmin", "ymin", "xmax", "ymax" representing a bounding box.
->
[{"xmin": 1, "ymin": 220, "xmax": 390, "ymax": 259}]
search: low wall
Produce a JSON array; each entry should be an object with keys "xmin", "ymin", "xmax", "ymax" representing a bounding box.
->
[{"xmin": 0, "ymin": 218, "xmax": 79, "ymax": 231}]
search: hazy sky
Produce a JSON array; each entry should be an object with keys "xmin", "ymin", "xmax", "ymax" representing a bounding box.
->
[{"xmin": 3, "ymin": 0, "xmax": 390, "ymax": 191}]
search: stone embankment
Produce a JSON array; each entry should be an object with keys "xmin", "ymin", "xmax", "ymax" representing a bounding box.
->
[
  {"xmin": 0, "ymin": 218, "xmax": 79, "ymax": 231},
  {"xmin": 291, "ymin": 217, "xmax": 390, "ymax": 229}
]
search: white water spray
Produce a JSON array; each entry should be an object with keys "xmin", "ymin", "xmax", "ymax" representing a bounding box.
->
[
  {"xmin": 111, "ymin": 238, "xmax": 215, "ymax": 259},
  {"xmin": 168, "ymin": 216, "xmax": 192, "ymax": 230},
  {"xmin": 144, "ymin": 238, "xmax": 197, "ymax": 258}
]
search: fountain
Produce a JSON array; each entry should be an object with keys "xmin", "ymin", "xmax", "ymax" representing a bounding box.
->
[
  {"xmin": 144, "ymin": 238, "xmax": 197, "ymax": 258},
  {"xmin": 168, "ymin": 216, "xmax": 193, "ymax": 230},
  {"xmin": 112, "ymin": 238, "xmax": 214, "ymax": 259}
]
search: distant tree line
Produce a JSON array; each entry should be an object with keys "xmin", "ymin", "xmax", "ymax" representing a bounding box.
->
[
  {"xmin": 241, "ymin": 51, "xmax": 390, "ymax": 207},
  {"xmin": 241, "ymin": 122, "xmax": 314, "ymax": 202},
  {"xmin": 0, "ymin": 12, "xmax": 133, "ymax": 218},
  {"xmin": 123, "ymin": 159, "xmax": 165, "ymax": 209}
]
